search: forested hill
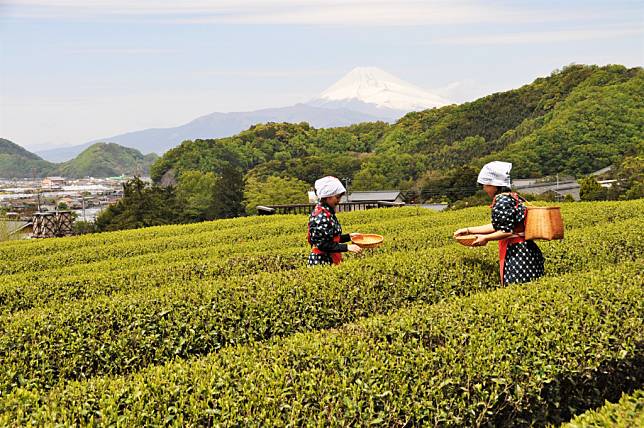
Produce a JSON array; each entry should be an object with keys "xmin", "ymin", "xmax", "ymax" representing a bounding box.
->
[
  {"xmin": 0, "ymin": 138, "xmax": 44, "ymax": 160},
  {"xmin": 0, "ymin": 141, "xmax": 158, "ymax": 178},
  {"xmin": 0, "ymin": 138, "xmax": 57, "ymax": 178},
  {"xmin": 375, "ymin": 64, "xmax": 642, "ymax": 178},
  {"xmin": 152, "ymin": 64, "xmax": 642, "ymax": 191},
  {"xmin": 57, "ymin": 143, "xmax": 158, "ymax": 178}
]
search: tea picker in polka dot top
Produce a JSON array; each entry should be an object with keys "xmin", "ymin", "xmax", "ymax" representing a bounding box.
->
[
  {"xmin": 453, "ymin": 161, "xmax": 544, "ymax": 285},
  {"xmin": 307, "ymin": 176, "xmax": 363, "ymax": 266}
]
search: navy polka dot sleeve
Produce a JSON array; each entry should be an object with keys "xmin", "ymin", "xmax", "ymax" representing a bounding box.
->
[{"xmin": 492, "ymin": 194, "xmax": 526, "ymax": 233}]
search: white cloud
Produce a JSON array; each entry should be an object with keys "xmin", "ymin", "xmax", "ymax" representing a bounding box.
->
[
  {"xmin": 192, "ymin": 69, "xmax": 338, "ymax": 78},
  {"xmin": 2, "ymin": 0, "xmax": 620, "ymax": 26},
  {"xmin": 66, "ymin": 48, "xmax": 177, "ymax": 55},
  {"xmin": 433, "ymin": 26, "xmax": 644, "ymax": 45}
]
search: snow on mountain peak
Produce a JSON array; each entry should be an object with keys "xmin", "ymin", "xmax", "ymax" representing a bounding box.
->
[{"xmin": 314, "ymin": 66, "xmax": 449, "ymax": 111}]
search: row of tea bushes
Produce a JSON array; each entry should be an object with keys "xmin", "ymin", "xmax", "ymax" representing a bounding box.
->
[
  {"xmin": 1, "ymin": 215, "xmax": 640, "ymax": 318},
  {"xmin": 0, "ymin": 209, "xmax": 449, "ymax": 276},
  {"xmin": 2, "ymin": 198, "xmax": 641, "ymax": 283},
  {"xmin": 2, "ymin": 261, "xmax": 641, "ymax": 426},
  {"xmin": 0, "ymin": 214, "xmax": 465, "ymax": 283},
  {"xmin": 0, "ymin": 244, "xmax": 499, "ymax": 395},
  {"xmin": 2, "ymin": 199, "xmax": 642, "ymax": 275},
  {"xmin": 0, "ymin": 217, "xmax": 471, "ymax": 314},
  {"xmin": 561, "ymin": 389, "xmax": 643, "ymax": 428},
  {"xmin": 0, "ymin": 217, "xmax": 640, "ymax": 396},
  {"xmin": 0, "ymin": 207, "xmax": 436, "ymax": 261},
  {"xmin": 0, "ymin": 246, "xmax": 307, "ymax": 316},
  {"xmin": 0, "ymin": 216, "xmax": 468, "ymax": 311}
]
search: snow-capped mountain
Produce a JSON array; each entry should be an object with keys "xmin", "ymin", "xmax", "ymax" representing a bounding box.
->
[{"xmin": 309, "ymin": 66, "xmax": 449, "ymax": 117}]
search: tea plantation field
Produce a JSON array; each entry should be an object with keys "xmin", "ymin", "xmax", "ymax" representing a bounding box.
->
[{"xmin": 0, "ymin": 200, "xmax": 642, "ymax": 426}]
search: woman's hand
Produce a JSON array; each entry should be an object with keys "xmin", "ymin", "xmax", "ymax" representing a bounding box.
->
[
  {"xmin": 347, "ymin": 244, "xmax": 363, "ymax": 254},
  {"xmin": 453, "ymin": 227, "xmax": 470, "ymax": 238},
  {"xmin": 349, "ymin": 232, "xmax": 363, "ymax": 241},
  {"xmin": 471, "ymin": 235, "xmax": 488, "ymax": 247}
]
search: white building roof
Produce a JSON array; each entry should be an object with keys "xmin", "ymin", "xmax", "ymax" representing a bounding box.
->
[{"xmin": 348, "ymin": 191, "xmax": 402, "ymax": 202}]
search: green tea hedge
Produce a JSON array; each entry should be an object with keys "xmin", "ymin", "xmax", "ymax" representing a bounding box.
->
[
  {"xmin": 2, "ymin": 261, "xmax": 641, "ymax": 426},
  {"xmin": 561, "ymin": 389, "xmax": 643, "ymax": 428},
  {"xmin": 0, "ymin": 216, "xmax": 641, "ymax": 398}
]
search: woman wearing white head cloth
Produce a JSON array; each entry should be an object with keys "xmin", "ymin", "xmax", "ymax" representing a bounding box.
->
[
  {"xmin": 454, "ymin": 161, "xmax": 544, "ymax": 285},
  {"xmin": 307, "ymin": 176, "xmax": 363, "ymax": 266}
]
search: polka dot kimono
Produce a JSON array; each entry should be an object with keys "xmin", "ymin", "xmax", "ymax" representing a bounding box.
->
[
  {"xmin": 492, "ymin": 194, "xmax": 545, "ymax": 284},
  {"xmin": 307, "ymin": 202, "xmax": 350, "ymax": 266}
]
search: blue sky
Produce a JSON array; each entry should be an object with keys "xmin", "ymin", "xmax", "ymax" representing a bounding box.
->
[{"xmin": 1, "ymin": 0, "xmax": 642, "ymax": 151}]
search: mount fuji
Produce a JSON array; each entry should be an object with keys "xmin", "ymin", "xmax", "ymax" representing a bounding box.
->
[
  {"xmin": 37, "ymin": 67, "xmax": 448, "ymax": 162},
  {"xmin": 308, "ymin": 66, "xmax": 449, "ymax": 118}
]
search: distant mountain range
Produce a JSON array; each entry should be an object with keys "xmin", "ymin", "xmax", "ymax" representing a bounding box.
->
[
  {"xmin": 35, "ymin": 67, "xmax": 449, "ymax": 162},
  {"xmin": 0, "ymin": 139, "xmax": 157, "ymax": 179}
]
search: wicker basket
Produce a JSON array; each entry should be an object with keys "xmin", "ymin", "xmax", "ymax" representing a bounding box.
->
[
  {"xmin": 455, "ymin": 234, "xmax": 477, "ymax": 247},
  {"xmin": 525, "ymin": 206, "xmax": 564, "ymax": 240},
  {"xmin": 352, "ymin": 234, "xmax": 384, "ymax": 249}
]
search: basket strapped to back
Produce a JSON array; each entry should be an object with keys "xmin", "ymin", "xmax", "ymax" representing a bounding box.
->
[
  {"xmin": 524, "ymin": 205, "xmax": 564, "ymax": 241},
  {"xmin": 496, "ymin": 193, "xmax": 564, "ymax": 241}
]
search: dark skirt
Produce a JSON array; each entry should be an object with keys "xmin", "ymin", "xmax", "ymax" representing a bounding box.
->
[{"xmin": 503, "ymin": 240, "xmax": 545, "ymax": 284}]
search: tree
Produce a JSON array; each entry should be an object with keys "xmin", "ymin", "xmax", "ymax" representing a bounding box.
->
[
  {"xmin": 579, "ymin": 176, "xmax": 607, "ymax": 201},
  {"xmin": 243, "ymin": 175, "xmax": 310, "ymax": 215},
  {"xmin": 175, "ymin": 170, "xmax": 218, "ymax": 221},
  {"xmin": 95, "ymin": 177, "xmax": 181, "ymax": 231},
  {"xmin": 211, "ymin": 165, "xmax": 244, "ymax": 219},
  {"xmin": 614, "ymin": 156, "xmax": 644, "ymax": 200},
  {"xmin": 417, "ymin": 167, "xmax": 479, "ymax": 203},
  {"xmin": 352, "ymin": 153, "xmax": 424, "ymax": 190}
]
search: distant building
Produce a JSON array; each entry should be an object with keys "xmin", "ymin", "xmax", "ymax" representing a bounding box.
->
[
  {"xmin": 513, "ymin": 180, "xmax": 580, "ymax": 201},
  {"xmin": 0, "ymin": 220, "xmax": 33, "ymax": 240},
  {"xmin": 590, "ymin": 166, "xmax": 613, "ymax": 176},
  {"xmin": 42, "ymin": 176, "xmax": 66, "ymax": 188},
  {"xmin": 347, "ymin": 190, "xmax": 404, "ymax": 203},
  {"xmin": 597, "ymin": 179, "xmax": 618, "ymax": 188}
]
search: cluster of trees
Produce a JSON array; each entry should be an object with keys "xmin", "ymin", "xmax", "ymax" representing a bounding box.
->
[
  {"xmin": 95, "ymin": 173, "xmax": 243, "ymax": 232},
  {"xmin": 95, "ymin": 64, "xmax": 642, "ymax": 231},
  {"xmin": 579, "ymin": 155, "xmax": 643, "ymax": 201}
]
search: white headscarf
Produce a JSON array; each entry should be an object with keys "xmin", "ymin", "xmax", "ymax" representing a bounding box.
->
[
  {"xmin": 477, "ymin": 161, "xmax": 512, "ymax": 187},
  {"xmin": 314, "ymin": 176, "xmax": 346, "ymax": 198}
]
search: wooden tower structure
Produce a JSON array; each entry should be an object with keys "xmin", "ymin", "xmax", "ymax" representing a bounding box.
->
[{"xmin": 32, "ymin": 211, "xmax": 74, "ymax": 238}]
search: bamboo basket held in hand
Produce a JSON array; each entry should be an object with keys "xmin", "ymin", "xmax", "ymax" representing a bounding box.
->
[{"xmin": 524, "ymin": 202, "xmax": 564, "ymax": 240}]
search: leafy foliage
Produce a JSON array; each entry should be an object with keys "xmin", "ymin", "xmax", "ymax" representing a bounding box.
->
[
  {"xmin": 579, "ymin": 176, "xmax": 607, "ymax": 201},
  {"xmin": 95, "ymin": 177, "xmax": 181, "ymax": 231},
  {"xmin": 484, "ymin": 71, "xmax": 644, "ymax": 177},
  {"xmin": 243, "ymin": 175, "xmax": 310, "ymax": 214},
  {"xmin": 416, "ymin": 166, "xmax": 479, "ymax": 202},
  {"xmin": 175, "ymin": 170, "xmax": 218, "ymax": 221},
  {"xmin": 563, "ymin": 389, "xmax": 644, "ymax": 428},
  {"xmin": 210, "ymin": 164, "xmax": 244, "ymax": 219},
  {"xmin": 613, "ymin": 155, "xmax": 644, "ymax": 200},
  {"xmin": 245, "ymin": 154, "xmax": 363, "ymax": 185}
]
